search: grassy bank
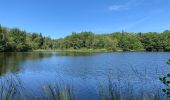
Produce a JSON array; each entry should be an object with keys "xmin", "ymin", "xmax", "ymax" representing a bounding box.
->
[
  {"xmin": 34, "ymin": 49, "xmax": 112, "ymax": 53},
  {"xmin": 34, "ymin": 48, "xmax": 146, "ymax": 53}
]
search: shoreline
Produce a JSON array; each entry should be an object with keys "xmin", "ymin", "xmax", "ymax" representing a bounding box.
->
[
  {"xmin": 34, "ymin": 49, "xmax": 148, "ymax": 53},
  {"xmin": 1, "ymin": 49, "xmax": 169, "ymax": 53}
]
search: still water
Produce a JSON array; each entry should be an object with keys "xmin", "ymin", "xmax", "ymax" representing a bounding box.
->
[{"xmin": 0, "ymin": 52, "xmax": 170, "ymax": 99}]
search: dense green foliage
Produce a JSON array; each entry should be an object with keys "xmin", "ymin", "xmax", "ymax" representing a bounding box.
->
[
  {"xmin": 56, "ymin": 31, "xmax": 170, "ymax": 52},
  {"xmin": 1, "ymin": 24, "xmax": 170, "ymax": 52},
  {"xmin": 0, "ymin": 25, "xmax": 57, "ymax": 52}
]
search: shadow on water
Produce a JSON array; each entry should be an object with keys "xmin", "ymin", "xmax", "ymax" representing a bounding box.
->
[{"xmin": 0, "ymin": 52, "xmax": 54, "ymax": 75}]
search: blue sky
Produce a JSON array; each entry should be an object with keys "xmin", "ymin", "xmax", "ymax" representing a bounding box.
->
[{"xmin": 0, "ymin": 0, "xmax": 170, "ymax": 38}]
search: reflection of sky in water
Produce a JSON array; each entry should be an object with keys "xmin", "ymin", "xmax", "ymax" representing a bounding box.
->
[
  {"xmin": 19, "ymin": 52, "xmax": 170, "ymax": 80},
  {"xmin": 1, "ymin": 52, "xmax": 170, "ymax": 100}
]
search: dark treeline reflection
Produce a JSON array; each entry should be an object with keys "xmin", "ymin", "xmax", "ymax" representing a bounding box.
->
[{"xmin": 0, "ymin": 52, "xmax": 53, "ymax": 75}]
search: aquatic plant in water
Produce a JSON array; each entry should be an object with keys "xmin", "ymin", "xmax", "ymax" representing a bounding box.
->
[
  {"xmin": 0, "ymin": 75, "xmax": 25, "ymax": 100},
  {"xmin": 43, "ymin": 83, "xmax": 75, "ymax": 100},
  {"xmin": 159, "ymin": 60, "xmax": 170, "ymax": 98}
]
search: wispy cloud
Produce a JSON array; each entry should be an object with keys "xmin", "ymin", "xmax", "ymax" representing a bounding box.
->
[
  {"xmin": 123, "ymin": 16, "xmax": 151, "ymax": 30},
  {"xmin": 108, "ymin": 5, "xmax": 128, "ymax": 11},
  {"xmin": 119, "ymin": 9, "xmax": 164, "ymax": 30},
  {"xmin": 108, "ymin": 0, "xmax": 137, "ymax": 11}
]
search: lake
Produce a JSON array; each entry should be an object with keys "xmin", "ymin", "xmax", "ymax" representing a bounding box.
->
[{"xmin": 0, "ymin": 52, "xmax": 170, "ymax": 100}]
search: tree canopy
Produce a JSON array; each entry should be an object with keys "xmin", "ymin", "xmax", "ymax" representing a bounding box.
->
[{"xmin": 0, "ymin": 25, "xmax": 170, "ymax": 52}]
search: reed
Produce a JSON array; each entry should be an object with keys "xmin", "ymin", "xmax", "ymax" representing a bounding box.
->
[
  {"xmin": 98, "ymin": 78, "xmax": 166, "ymax": 100},
  {"xmin": 0, "ymin": 74, "xmax": 168, "ymax": 100},
  {"xmin": 0, "ymin": 75, "xmax": 25, "ymax": 100},
  {"xmin": 43, "ymin": 83, "xmax": 75, "ymax": 100}
]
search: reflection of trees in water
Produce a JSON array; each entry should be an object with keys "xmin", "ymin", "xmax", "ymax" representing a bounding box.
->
[
  {"xmin": 0, "ymin": 52, "xmax": 53, "ymax": 75},
  {"xmin": 56, "ymin": 52, "xmax": 95, "ymax": 56},
  {"xmin": 0, "ymin": 53, "xmax": 19, "ymax": 76}
]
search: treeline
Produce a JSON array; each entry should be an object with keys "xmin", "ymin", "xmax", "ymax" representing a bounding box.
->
[
  {"xmin": 1, "ymin": 25, "xmax": 170, "ymax": 52},
  {"xmin": 56, "ymin": 31, "xmax": 170, "ymax": 52},
  {"xmin": 0, "ymin": 25, "xmax": 57, "ymax": 52}
]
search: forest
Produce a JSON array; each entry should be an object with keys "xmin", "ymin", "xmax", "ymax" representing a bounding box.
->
[{"xmin": 0, "ymin": 25, "xmax": 170, "ymax": 52}]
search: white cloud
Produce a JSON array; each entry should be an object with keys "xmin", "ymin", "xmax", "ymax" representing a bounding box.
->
[
  {"xmin": 108, "ymin": 0, "xmax": 137, "ymax": 11},
  {"xmin": 108, "ymin": 5, "xmax": 127, "ymax": 11}
]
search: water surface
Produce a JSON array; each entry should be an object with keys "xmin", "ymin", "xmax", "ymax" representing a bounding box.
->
[{"xmin": 0, "ymin": 52, "xmax": 170, "ymax": 99}]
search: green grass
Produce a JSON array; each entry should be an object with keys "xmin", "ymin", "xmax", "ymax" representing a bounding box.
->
[
  {"xmin": 34, "ymin": 48, "xmax": 111, "ymax": 53},
  {"xmin": 34, "ymin": 48, "xmax": 147, "ymax": 53}
]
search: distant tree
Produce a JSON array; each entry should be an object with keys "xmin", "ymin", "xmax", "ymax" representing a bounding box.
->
[
  {"xmin": 113, "ymin": 32, "xmax": 143, "ymax": 51},
  {"xmin": 162, "ymin": 30, "xmax": 170, "ymax": 51},
  {"xmin": 139, "ymin": 32, "xmax": 164, "ymax": 51},
  {"xmin": 1, "ymin": 24, "xmax": 170, "ymax": 52},
  {"xmin": 8, "ymin": 28, "xmax": 31, "ymax": 51}
]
